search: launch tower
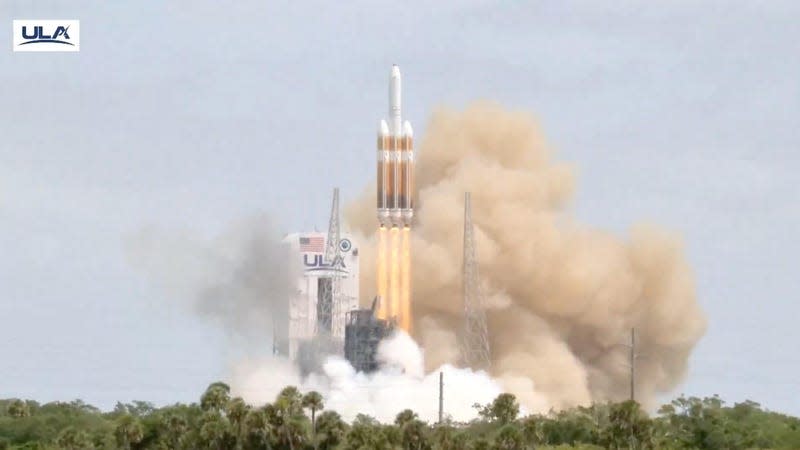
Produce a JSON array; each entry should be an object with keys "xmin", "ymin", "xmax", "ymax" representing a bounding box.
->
[{"xmin": 279, "ymin": 188, "xmax": 359, "ymax": 365}]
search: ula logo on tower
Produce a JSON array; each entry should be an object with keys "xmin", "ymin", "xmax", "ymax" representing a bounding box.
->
[{"xmin": 13, "ymin": 20, "xmax": 80, "ymax": 52}]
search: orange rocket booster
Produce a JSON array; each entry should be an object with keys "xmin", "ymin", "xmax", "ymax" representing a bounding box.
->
[{"xmin": 377, "ymin": 65, "xmax": 414, "ymax": 228}]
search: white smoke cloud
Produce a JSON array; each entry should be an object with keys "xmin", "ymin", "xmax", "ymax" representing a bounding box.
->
[
  {"xmin": 231, "ymin": 331, "xmax": 507, "ymax": 423},
  {"xmin": 128, "ymin": 218, "xmax": 512, "ymax": 422}
]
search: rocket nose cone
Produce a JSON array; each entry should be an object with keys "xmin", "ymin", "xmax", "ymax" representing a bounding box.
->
[
  {"xmin": 379, "ymin": 120, "xmax": 390, "ymax": 136},
  {"xmin": 391, "ymin": 64, "xmax": 401, "ymax": 78}
]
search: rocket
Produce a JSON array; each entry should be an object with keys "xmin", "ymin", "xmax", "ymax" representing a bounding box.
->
[
  {"xmin": 375, "ymin": 65, "xmax": 413, "ymax": 331},
  {"xmin": 377, "ymin": 65, "xmax": 414, "ymax": 228}
]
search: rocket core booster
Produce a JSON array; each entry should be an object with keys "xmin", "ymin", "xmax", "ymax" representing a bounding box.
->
[{"xmin": 377, "ymin": 65, "xmax": 414, "ymax": 228}]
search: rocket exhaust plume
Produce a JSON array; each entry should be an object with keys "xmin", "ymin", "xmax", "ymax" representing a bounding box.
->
[
  {"xmin": 401, "ymin": 227, "xmax": 412, "ymax": 332},
  {"xmin": 390, "ymin": 227, "xmax": 400, "ymax": 322},
  {"xmin": 347, "ymin": 102, "xmax": 707, "ymax": 410}
]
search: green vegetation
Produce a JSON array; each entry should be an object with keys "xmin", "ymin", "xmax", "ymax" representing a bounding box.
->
[{"xmin": 1, "ymin": 385, "xmax": 799, "ymax": 449}]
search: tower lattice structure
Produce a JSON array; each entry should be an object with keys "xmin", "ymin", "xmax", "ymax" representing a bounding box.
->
[
  {"xmin": 315, "ymin": 188, "xmax": 345, "ymax": 352},
  {"xmin": 461, "ymin": 192, "xmax": 491, "ymax": 369}
]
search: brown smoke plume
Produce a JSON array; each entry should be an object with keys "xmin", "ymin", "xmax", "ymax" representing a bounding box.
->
[{"xmin": 346, "ymin": 102, "xmax": 706, "ymax": 411}]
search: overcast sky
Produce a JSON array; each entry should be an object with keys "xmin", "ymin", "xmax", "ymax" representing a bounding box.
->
[{"xmin": 1, "ymin": 1, "xmax": 799, "ymax": 414}]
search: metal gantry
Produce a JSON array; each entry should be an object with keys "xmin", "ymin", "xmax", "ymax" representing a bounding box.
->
[
  {"xmin": 343, "ymin": 297, "xmax": 394, "ymax": 373},
  {"xmin": 461, "ymin": 192, "xmax": 491, "ymax": 370},
  {"xmin": 315, "ymin": 188, "xmax": 345, "ymax": 354}
]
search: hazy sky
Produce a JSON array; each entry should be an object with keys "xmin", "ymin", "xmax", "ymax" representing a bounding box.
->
[{"xmin": 2, "ymin": 1, "xmax": 799, "ymax": 414}]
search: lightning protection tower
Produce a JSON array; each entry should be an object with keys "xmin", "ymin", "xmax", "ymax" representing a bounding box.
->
[
  {"xmin": 315, "ymin": 188, "xmax": 345, "ymax": 353},
  {"xmin": 461, "ymin": 192, "xmax": 491, "ymax": 370}
]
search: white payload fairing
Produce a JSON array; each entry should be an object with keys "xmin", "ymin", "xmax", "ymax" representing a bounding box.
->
[{"xmin": 377, "ymin": 65, "xmax": 414, "ymax": 228}]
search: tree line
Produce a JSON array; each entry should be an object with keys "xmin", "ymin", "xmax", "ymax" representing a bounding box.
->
[{"xmin": 2, "ymin": 382, "xmax": 799, "ymax": 449}]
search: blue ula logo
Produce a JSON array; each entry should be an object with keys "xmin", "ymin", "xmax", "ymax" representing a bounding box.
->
[{"xmin": 19, "ymin": 25, "xmax": 73, "ymax": 46}]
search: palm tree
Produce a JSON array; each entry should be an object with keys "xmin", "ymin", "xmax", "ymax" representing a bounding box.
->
[
  {"xmin": 226, "ymin": 397, "xmax": 250, "ymax": 449},
  {"xmin": 201, "ymin": 382, "xmax": 232, "ymax": 413},
  {"xmin": 521, "ymin": 415, "xmax": 544, "ymax": 448},
  {"xmin": 315, "ymin": 410, "xmax": 347, "ymax": 450},
  {"xmin": 492, "ymin": 423, "xmax": 524, "ymax": 450},
  {"xmin": 395, "ymin": 409, "xmax": 418, "ymax": 428},
  {"xmin": 268, "ymin": 412, "xmax": 305, "ymax": 450},
  {"xmin": 6, "ymin": 399, "xmax": 30, "ymax": 418},
  {"xmin": 114, "ymin": 414, "xmax": 144, "ymax": 450},
  {"xmin": 401, "ymin": 419, "xmax": 431, "ymax": 450},
  {"xmin": 56, "ymin": 426, "xmax": 94, "ymax": 450},
  {"xmin": 432, "ymin": 424, "xmax": 466, "ymax": 450},
  {"xmin": 276, "ymin": 386, "xmax": 303, "ymax": 416},
  {"xmin": 282, "ymin": 417, "xmax": 308, "ymax": 450},
  {"xmin": 345, "ymin": 415, "xmax": 390, "ymax": 450},
  {"xmin": 302, "ymin": 391, "xmax": 324, "ymax": 449},
  {"xmin": 243, "ymin": 408, "xmax": 273, "ymax": 449},
  {"xmin": 602, "ymin": 400, "xmax": 654, "ymax": 450},
  {"xmin": 199, "ymin": 410, "xmax": 235, "ymax": 450},
  {"xmin": 264, "ymin": 400, "xmax": 307, "ymax": 450},
  {"xmin": 471, "ymin": 437, "xmax": 491, "ymax": 450},
  {"xmin": 161, "ymin": 412, "xmax": 188, "ymax": 450},
  {"xmin": 383, "ymin": 423, "xmax": 402, "ymax": 448}
]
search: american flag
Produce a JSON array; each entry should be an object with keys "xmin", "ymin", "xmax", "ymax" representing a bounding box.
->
[{"xmin": 299, "ymin": 236, "xmax": 325, "ymax": 253}]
